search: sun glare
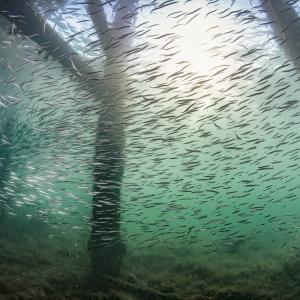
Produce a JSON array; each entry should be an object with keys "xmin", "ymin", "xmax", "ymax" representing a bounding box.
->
[{"xmin": 136, "ymin": 1, "xmax": 238, "ymax": 78}]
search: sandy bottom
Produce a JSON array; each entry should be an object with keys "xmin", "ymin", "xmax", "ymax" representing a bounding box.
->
[{"xmin": 1, "ymin": 218, "xmax": 300, "ymax": 300}]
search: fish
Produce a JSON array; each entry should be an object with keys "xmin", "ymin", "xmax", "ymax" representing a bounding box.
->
[{"xmin": 0, "ymin": 2, "xmax": 299, "ymax": 294}]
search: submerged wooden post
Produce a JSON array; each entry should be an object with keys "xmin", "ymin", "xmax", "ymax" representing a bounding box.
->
[
  {"xmin": 261, "ymin": 0, "xmax": 300, "ymax": 67},
  {"xmin": 86, "ymin": 0, "xmax": 139, "ymax": 280}
]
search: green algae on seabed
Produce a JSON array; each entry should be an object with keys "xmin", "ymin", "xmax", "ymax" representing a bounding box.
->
[{"xmin": 1, "ymin": 218, "xmax": 300, "ymax": 300}]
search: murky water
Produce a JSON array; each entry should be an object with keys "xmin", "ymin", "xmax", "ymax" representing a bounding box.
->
[{"xmin": 1, "ymin": 1, "xmax": 300, "ymax": 299}]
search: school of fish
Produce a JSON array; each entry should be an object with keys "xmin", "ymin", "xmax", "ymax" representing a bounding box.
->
[{"xmin": 0, "ymin": 0, "xmax": 300, "ymax": 255}]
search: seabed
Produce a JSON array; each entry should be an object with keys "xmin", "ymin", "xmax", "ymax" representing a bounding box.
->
[{"xmin": 0, "ymin": 217, "xmax": 300, "ymax": 300}]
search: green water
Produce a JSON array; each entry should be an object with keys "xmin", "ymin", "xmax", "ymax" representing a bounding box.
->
[{"xmin": 1, "ymin": 0, "xmax": 300, "ymax": 299}]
